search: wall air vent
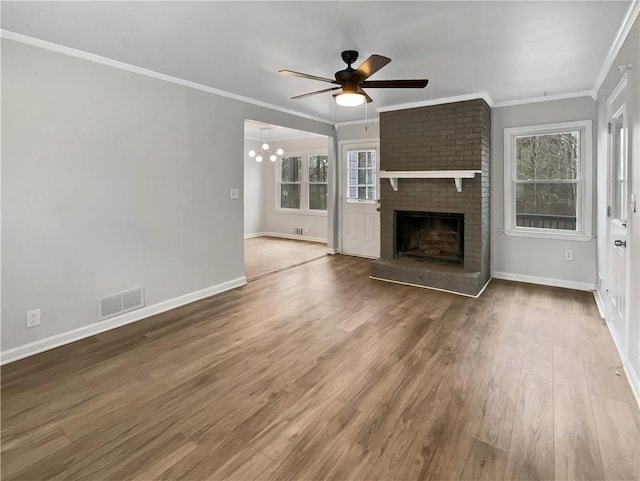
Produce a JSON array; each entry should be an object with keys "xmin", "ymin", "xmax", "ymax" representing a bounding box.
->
[{"xmin": 99, "ymin": 286, "xmax": 145, "ymax": 320}]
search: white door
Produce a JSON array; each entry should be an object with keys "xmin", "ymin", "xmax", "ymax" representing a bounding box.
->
[
  {"xmin": 606, "ymin": 77, "xmax": 629, "ymax": 356},
  {"xmin": 341, "ymin": 142, "xmax": 380, "ymax": 258}
]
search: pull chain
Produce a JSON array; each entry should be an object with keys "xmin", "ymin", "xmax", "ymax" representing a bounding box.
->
[{"xmin": 364, "ymin": 99, "xmax": 368, "ymax": 131}]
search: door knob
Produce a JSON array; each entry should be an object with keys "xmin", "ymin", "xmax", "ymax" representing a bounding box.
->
[{"xmin": 614, "ymin": 240, "xmax": 627, "ymax": 247}]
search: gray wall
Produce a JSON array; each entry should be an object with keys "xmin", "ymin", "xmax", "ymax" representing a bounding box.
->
[
  {"xmin": 2, "ymin": 39, "xmax": 332, "ymax": 352},
  {"xmin": 336, "ymin": 121, "xmax": 380, "ymax": 143},
  {"xmin": 596, "ymin": 15, "xmax": 640, "ymax": 392},
  {"xmin": 244, "ymin": 138, "xmax": 264, "ymax": 236},
  {"xmin": 492, "ymin": 97, "xmax": 598, "ymax": 287}
]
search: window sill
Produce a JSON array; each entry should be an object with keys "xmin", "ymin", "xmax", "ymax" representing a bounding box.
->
[
  {"xmin": 276, "ymin": 209, "xmax": 327, "ymax": 217},
  {"xmin": 501, "ymin": 229, "xmax": 594, "ymax": 242}
]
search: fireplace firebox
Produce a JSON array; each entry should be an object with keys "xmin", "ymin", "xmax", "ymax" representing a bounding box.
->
[{"xmin": 396, "ymin": 211, "xmax": 464, "ymax": 265}]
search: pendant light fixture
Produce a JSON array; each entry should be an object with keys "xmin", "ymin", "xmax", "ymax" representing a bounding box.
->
[{"xmin": 248, "ymin": 127, "xmax": 284, "ymax": 163}]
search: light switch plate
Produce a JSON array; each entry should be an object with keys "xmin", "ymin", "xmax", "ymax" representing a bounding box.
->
[{"xmin": 229, "ymin": 188, "xmax": 240, "ymax": 200}]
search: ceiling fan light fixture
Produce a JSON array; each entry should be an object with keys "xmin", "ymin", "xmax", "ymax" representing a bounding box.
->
[{"xmin": 335, "ymin": 91, "xmax": 366, "ymax": 107}]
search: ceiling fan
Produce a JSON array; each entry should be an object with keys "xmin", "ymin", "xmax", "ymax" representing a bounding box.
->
[{"xmin": 279, "ymin": 50, "xmax": 428, "ymax": 107}]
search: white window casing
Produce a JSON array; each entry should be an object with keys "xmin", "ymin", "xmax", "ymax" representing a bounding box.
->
[{"xmin": 503, "ymin": 120, "xmax": 593, "ymax": 241}]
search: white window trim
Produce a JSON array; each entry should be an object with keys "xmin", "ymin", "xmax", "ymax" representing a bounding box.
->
[
  {"xmin": 503, "ymin": 120, "xmax": 593, "ymax": 241},
  {"xmin": 276, "ymin": 151, "xmax": 328, "ymax": 215}
]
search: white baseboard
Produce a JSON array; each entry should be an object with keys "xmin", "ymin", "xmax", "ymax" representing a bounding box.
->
[
  {"xmin": 326, "ymin": 248, "xmax": 338, "ymax": 255},
  {"xmin": 246, "ymin": 232, "xmax": 327, "ymax": 244},
  {"xmin": 492, "ymin": 271, "xmax": 595, "ymax": 292},
  {"xmin": 0, "ymin": 277, "xmax": 247, "ymax": 365},
  {"xmin": 593, "ymin": 290, "xmax": 606, "ymax": 318},
  {"xmin": 603, "ymin": 318, "xmax": 640, "ymax": 410},
  {"xmin": 626, "ymin": 361, "xmax": 640, "ymax": 410},
  {"xmin": 244, "ymin": 232, "xmax": 266, "ymax": 239}
]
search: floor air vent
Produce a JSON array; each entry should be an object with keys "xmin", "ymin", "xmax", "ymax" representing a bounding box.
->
[{"xmin": 99, "ymin": 287, "xmax": 145, "ymax": 320}]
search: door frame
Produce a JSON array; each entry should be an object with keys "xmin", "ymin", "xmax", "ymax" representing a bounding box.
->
[
  {"xmin": 605, "ymin": 72, "xmax": 631, "ymax": 359},
  {"xmin": 337, "ymin": 139, "xmax": 381, "ymax": 255}
]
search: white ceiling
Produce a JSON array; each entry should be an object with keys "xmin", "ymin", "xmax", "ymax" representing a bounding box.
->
[
  {"xmin": 1, "ymin": 1, "xmax": 632, "ymax": 123},
  {"xmin": 245, "ymin": 119, "xmax": 325, "ymax": 141}
]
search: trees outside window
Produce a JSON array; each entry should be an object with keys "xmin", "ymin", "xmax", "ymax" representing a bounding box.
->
[
  {"xmin": 280, "ymin": 156, "xmax": 301, "ymax": 209},
  {"xmin": 309, "ymin": 155, "xmax": 328, "ymax": 211}
]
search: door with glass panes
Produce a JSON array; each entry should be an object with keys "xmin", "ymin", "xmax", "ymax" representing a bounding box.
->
[{"xmin": 341, "ymin": 142, "xmax": 380, "ymax": 258}]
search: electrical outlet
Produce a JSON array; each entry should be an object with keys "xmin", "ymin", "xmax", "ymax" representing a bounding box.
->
[
  {"xmin": 564, "ymin": 250, "xmax": 574, "ymax": 261},
  {"xmin": 26, "ymin": 309, "xmax": 41, "ymax": 328},
  {"xmin": 229, "ymin": 188, "xmax": 240, "ymax": 200},
  {"xmin": 303, "ymin": 226, "xmax": 309, "ymax": 234}
]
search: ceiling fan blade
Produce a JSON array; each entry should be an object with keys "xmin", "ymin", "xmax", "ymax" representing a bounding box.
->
[
  {"xmin": 362, "ymin": 79, "xmax": 429, "ymax": 89},
  {"xmin": 278, "ymin": 70, "xmax": 338, "ymax": 84},
  {"xmin": 291, "ymin": 86, "xmax": 341, "ymax": 99},
  {"xmin": 351, "ymin": 54, "xmax": 391, "ymax": 81}
]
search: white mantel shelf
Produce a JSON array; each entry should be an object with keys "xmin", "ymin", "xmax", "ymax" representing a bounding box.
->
[{"xmin": 379, "ymin": 170, "xmax": 482, "ymax": 193}]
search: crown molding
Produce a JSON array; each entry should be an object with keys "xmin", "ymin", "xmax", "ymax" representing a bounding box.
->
[
  {"xmin": 334, "ymin": 118, "xmax": 380, "ymax": 128},
  {"xmin": 593, "ymin": 0, "xmax": 640, "ymax": 94},
  {"xmin": 376, "ymin": 92, "xmax": 495, "ymax": 113},
  {"xmin": 493, "ymin": 89, "xmax": 596, "ymax": 108},
  {"xmin": 1, "ymin": 30, "xmax": 333, "ymax": 126}
]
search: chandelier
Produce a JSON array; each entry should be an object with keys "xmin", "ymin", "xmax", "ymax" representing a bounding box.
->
[{"xmin": 248, "ymin": 127, "xmax": 284, "ymax": 163}]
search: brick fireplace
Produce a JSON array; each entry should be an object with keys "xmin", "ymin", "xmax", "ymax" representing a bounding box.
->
[{"xmin": 371, "ymin": 99, "xmax": 491, "ymax": 296}]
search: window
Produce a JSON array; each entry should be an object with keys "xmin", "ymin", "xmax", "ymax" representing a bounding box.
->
[
  {"xmin": 504, "ymin": 121, "xmax": 592, "ymax": 240},
  {"xmin": 347, "ymin": 150, "xmax": 376, "ymax": 202},
  {"xmin": 308, "ymin": 155, "xmax": 328, "ymax": 210},
  {"xmin": 278, "ymin": 153, "xmax": 328, "ymax": 213},
  {"xmin": 280, "ymin": 156, "xmax": 301, "ymax": 209}
]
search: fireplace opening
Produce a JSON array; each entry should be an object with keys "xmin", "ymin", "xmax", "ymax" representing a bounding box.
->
[{"xmin": 396, "ymin": 211, "xmax": 464, "ymax": 265}]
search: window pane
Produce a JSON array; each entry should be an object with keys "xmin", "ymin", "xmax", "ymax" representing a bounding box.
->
[
  {"xmin": 515, "ymin": 132, "xmax": 578, "ymax": 180},
  {"xmin": 347, "ymin": 150, "xmax": 376, "ymax": 201},
  {"xmin": 358, "ymin": 152, "xmax": 367, "ymax": 168},
  {"xmin": 367, "ymin": 151, "xmax": 376, "ymax": 168},
  {"xmin": 281, "ymin": 157, "xmax": 301, "ymax": 182},
  {"xmin": 612, "ymin": 115, "xmax": 626, "ymax": 221},
  {"xmin": 309, "ymin": 155, "xmax": 328, "ymax": 183},
  {"xmin": 309, "ymin": 184, "xmax": 327, "ymax": 210},
  {"xmin": 280, "ymin": 184, "xmax": 300, "ymax": 209},
  {"xmin": 516, "ymin": 182, "xmax": 577, "ymax": 230}
]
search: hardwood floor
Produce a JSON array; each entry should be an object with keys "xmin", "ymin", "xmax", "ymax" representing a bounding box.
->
[
  {"xmin": 244, "ymin": 236, "xmax": 327, "ymax": 281},
  {"xmin": 2, "ymin": 255, "xmax": 638, "ymax": 480}
]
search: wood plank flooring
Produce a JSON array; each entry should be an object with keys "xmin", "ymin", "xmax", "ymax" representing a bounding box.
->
[
  {"xmin": 244, "ymin": 236, "xmax": 327, "ymax": 281},
  {"xmin": 2, "ymin": 254, "xmax": 639, "ymax": 480}
]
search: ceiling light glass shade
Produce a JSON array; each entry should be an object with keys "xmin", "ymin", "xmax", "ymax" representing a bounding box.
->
[
  {"xmin": 335, "ymin": 92, "xmax": 366, "ymax": 107},
  {"xmin": 248, "ymin": 127, "xmax": 284, "ymax": 162}
]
